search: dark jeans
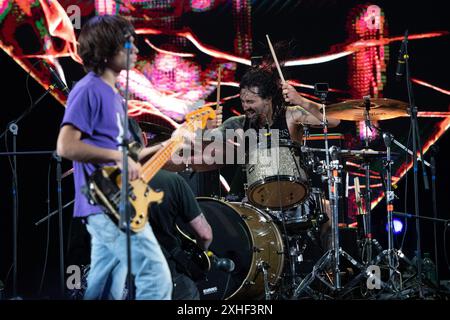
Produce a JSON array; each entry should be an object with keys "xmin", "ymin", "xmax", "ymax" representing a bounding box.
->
[{"xmin": 172, "ymin": 272, "xmax": 200, "ymax": 300}]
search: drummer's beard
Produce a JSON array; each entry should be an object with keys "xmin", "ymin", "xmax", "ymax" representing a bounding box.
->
[
  {"xmin": 247, "ymin": 116, "xmax": 261, "ymax": 132},
  {"xmin": 245, "ymin": 110, "xmax": 264, "ymax": 129}
]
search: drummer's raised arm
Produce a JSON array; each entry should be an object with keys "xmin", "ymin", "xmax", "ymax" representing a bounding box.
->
[{"xmin": 282, "ymin": 82, "xmax": 340, "ymax": 128}]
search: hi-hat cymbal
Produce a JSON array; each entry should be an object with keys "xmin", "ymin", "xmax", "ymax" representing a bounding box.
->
[
  {"xmin": 301, "ymin": 146, "xmax": 399, "ymax": 160},
  {"xmin": 326, "ymin": 98, "xmax": 408, "ymax": 121},
  {"xmin": 340, "ymin": 148, "xmax": 400, "ymax": 161}
]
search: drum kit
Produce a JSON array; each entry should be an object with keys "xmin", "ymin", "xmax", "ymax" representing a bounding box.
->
[{"xmin": 195, "ymin": 96, "xmax": 424, "ymax": 300}]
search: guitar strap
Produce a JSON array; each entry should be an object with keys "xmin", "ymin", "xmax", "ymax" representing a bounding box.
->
[{"xmin": 128, "ymin": 118, "xmax": 145, "ymax": 146}]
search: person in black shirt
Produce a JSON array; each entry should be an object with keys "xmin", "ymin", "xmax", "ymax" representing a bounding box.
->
[{"xmin": 148, "ymin": 169, "xmax": 212, "ymax": 300}]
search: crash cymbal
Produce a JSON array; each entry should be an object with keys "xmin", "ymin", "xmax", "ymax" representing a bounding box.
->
[{"xmin": 326, "ymin": 98, "xmax": 408, "ymax": 121}]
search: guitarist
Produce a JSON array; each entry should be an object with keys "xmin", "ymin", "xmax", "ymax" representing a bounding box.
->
[
  {"xmin": 56, "ymin": 15, "xmax": 175, "ymax": 300},
  {"xmin": 147, "ymin": 169, "xmax": 212, "ymax": 300}
]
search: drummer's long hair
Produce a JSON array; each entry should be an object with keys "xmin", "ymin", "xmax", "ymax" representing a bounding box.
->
[{"xmin": 239, "ymin": 67, "xmax": 285, "ymax": 120}]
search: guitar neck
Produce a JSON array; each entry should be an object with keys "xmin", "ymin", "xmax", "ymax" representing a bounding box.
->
[
  {"xmin": 140, "ymin": 122, "xmax": 193, "ymax": 183},
  {"xmin": 139, "ymin": 140, "xmax": 178, "ymax": 183},
  {"xmin": 138, "ymin": 105, "xmax": 214, "ymax": 183}
]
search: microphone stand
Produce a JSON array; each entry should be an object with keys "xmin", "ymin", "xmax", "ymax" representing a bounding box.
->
[
  {"xmin": 0, "ymin": 150, "xmax": 60, "ymax": 298},
  {"xmin": 429, "ymin": 146, "xmax": 440, "ymax": 288},
  {"xmin": 10, "ymin": 124, "xmax": 18, "ymax": 299},
  {"xmin": 0, "ymin": 82, "xmax": 57, "ymax": 298},
  {"xmin": 0, "ymin": 85, "xmax": 56, "ymax": 140},
  {"xmin": 119, "ymin": 36, "xmax": 134, "ymax": 300},
  {"xmin": 403, "ymin": 31, "xmax": 428, "ymax": 298},
  {"xmin": 54, "ymin": 152, "xmax": 65, "ymax": 298}
]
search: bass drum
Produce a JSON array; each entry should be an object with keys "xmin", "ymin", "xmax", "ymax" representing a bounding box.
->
[{"xmin": 195, "ymin": 197, "xmax": 284, "ymax": 300}]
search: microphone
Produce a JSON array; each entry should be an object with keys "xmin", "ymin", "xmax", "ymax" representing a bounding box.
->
[
  {"xmin": 43, "ymin": 61, "xmax": 70, "ymax": 95},
  {"xmin": 207, "ymin": 252, "xmax": 235, "ymax": 273},
  {"xmin": 395, "ymin": 30, "xmax": 409, "ymax": 81}
]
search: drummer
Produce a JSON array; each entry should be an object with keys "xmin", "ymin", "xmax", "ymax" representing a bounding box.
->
[
  {"xmin": 168, "ymin": 66, "xmax": 340, "ymax": 187},
  {"xmin": 165, "ymin": 66, "xmax": 341, "ymax": 247},
  {"xmin": 234, "ymin": 66, "xmax": 340, "ymax": 143}
]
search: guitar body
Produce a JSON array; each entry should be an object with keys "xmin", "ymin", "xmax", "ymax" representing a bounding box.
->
[
  {"xmin": 85, "ymin": 106, "xmax": 216, "ymax": 233},
  {"xmin": 175, "ymin": 225, "xmax": 211, "ymax": 280},
  {"xmin": 87, "ymin": 166, "xmax": 164, "ymax": 232}
]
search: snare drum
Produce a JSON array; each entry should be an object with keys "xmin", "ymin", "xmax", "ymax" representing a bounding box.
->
[{"xmin": 246, "ymin": 140, "xmax": 310, "ymax": 210}]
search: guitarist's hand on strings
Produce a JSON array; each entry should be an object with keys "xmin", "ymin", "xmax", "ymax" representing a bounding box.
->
[{"xmin": 116, "ymin": 155, "xmax": 142, "ymax": 181}]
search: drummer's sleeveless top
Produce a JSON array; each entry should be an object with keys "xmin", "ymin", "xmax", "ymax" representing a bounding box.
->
[{"xmin": 270, "ymin": 109, "xmax": 291, "ymax": 140}]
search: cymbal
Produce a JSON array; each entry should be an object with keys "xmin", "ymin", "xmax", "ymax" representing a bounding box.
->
[
  {"xmin": 340, "ymin": 148, "xmax": 400, "ymax": 160},
  {"xmin": 326, "ymin": 98, "xmax": 408, "ymax": 121},
  {"xmin": 301, "ymin": 146, "xmax": 399, "ymax": 160}
]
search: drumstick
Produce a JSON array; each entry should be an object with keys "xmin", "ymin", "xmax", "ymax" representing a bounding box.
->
[
  {"xmin": 354, "ymin": 177, "xmax": 364, "ymax": 216},
  {"xmin": 216, "ymin": 65, "xmax": 222, "ymax": 125},
  {"xmin": 266, "ymin": 34, "xmax": 285, "ymax": 83}
]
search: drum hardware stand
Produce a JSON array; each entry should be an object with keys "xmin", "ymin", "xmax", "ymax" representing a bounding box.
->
[
  {"xmin": 258, "ymin": 261, "xmax": 272, "ymax": 300},
  {"xmin": 292, "ymin": 85, "xmax": 360, "ymax": 299},
  {"xmin": 383, "ymin": 132, "xmax": 397, "ymax": 279},
  {"xmin": 287, "ymin": 233, "xmax": 308, "ymax": 287},
  {"xmin": 358, "ymin": 96, "xmax": 383, "ymax": 264},
  {"xmin": 317, "ymin": 85, "xmax": 342, "ymax": 293},
  {"xmin": 339, "ymin": 132, "xmax": 405, "ymax": 298},
  {"xmin": 365, "ymin": 132, "xmax": 419, "ymax": 296},
  {"xmin": 302, "ymin": 124, "xmax": 310, "ymax": 147},
  {"xmin": 366, "ymin": 115, "xmax": 433, "ymax": 297},
  {"xmin": 293, "ymin": 83, "xmax": 341, "ymax": 298}
]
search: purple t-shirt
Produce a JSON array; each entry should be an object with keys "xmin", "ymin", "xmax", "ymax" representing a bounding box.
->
[{"xmin": 61, "ymin": 72, "xmax": 130, "ymax": 218}]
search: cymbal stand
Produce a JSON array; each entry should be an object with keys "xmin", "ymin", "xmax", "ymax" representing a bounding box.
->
[
  {"xmin": 383, "ymin": 133, "xmax": 396, "ymax": 278},
  {"xmin": 293, "ymin": 146, "xmax": 368, "ymax": 298},
  {"xmin": 319, "ymin": 84, "xmax": 341, "ymax": 290},
  {"xmin": 293, "ymin": 85, "xmax": 361, "ymax": 298},
  {"xmin": 369, "ymin": 132, "xmax": 413, "ymax": 293},
  {"xmin": 365, "ymin": 117, "xmax": 432, "ymax": 296},
  {"xmin": 358, "ymin": 96, "xmax": 382, "ymax": 264}
]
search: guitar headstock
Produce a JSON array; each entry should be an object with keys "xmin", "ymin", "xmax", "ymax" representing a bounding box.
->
[{"xmin": 185, "ymin": 105, "xmax": 216, "ymax": 131}]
